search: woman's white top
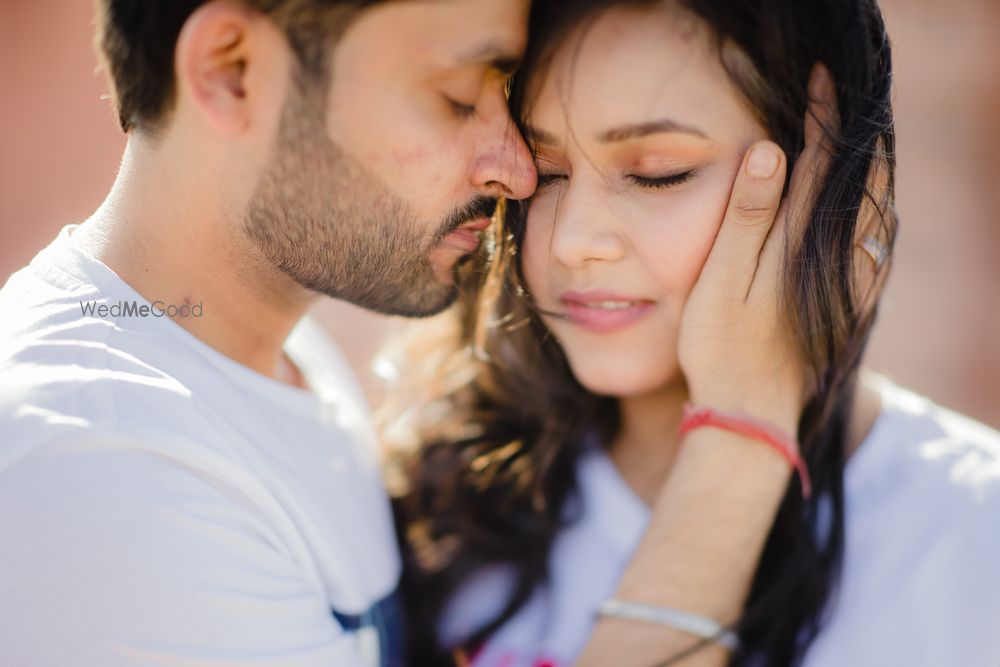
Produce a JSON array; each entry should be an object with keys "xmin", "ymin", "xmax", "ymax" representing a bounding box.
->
[{"xmin": 441, "ymin": 379, "xmax": 1000, "ymax": 666}]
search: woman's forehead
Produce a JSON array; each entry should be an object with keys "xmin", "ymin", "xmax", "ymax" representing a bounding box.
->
[{"xmin": 521, "ymin": 5, "xmax": 755, "ymax": 149}]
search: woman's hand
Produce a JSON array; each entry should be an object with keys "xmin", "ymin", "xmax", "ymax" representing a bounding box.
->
[
  {"xmin": 678, "ymin": 65, "xmax": 840, "ymax": 434},
  {"xmin": 580, "ymin": 67, "xmax": 843, "ymax": 667}
]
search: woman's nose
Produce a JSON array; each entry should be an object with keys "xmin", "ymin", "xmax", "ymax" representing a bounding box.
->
[{"xmin": 548, "ymin": 187, "xmax": 627, "ymax": 268}]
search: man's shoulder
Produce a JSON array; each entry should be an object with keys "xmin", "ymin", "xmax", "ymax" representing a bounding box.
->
[
  {"xmin": 0, "ymin": 311, "xmax": 237, "ymax": 496},
  {"xmin": 0, "ymin": 313, "xmax": 196, "ymax": 444}
]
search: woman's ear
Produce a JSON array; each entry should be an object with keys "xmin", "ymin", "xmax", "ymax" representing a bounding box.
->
[{"xmin": 173, "ymin": 1, "xmax": 264, "ymax": 136}]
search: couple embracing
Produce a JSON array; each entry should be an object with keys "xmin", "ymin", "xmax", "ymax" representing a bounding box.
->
[{"xmin": 2, "ymin": 1, "xmax": 998, "ymax": 666}]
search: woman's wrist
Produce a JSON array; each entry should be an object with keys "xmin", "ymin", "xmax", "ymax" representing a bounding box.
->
[
  {"xmin": 686, "ymin": 384, "xmax": 802, "ymax": 437},
  {"xmin": 666, "ymin": 427, "xmax": 794, "ymax": 501},
  {"xmin": 680, "ymin": 403, "xmax": 811, "ymax": 498},
  {"xmin": 618, "ymin": 426, "xmax": 793, "ymax": 628}
]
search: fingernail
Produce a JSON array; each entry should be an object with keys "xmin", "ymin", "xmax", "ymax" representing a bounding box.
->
[{"xmin": 747, "ymin": 145, "xmax": 779, "ymax": 178}]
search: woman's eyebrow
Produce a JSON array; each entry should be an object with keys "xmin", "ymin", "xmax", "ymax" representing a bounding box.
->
[
  {"xmin": 598, "ymin": 118, "xmax": 708, "ymax": 142},
  {"xmin": 522, "ymin": 118, "xmax": 709, "ymax": 147}
]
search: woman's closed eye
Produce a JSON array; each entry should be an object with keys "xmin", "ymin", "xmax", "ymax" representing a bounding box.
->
[
  {"xmin": 627, "ymin": 170, "xmax": 696, "ymax": 189},
  {"xmin": 535, "ymin": 170, "xmax": 696, "ymax": 191}
]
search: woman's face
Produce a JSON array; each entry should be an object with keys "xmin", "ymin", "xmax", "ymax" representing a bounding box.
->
[{"xmin": 521, "ymin": 5, "xmax": 768, "ymax": 398}]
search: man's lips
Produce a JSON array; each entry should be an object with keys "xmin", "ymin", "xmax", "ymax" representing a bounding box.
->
[
  {"xmin": 557, "ymin": 289, "xmax": 657, "ymax": 333},
  {"xmin": 459, "ymin": 217, "xmax": 492, "ymax": 232},
  {"xmin": 441, "ymin": 218, "xmax": 491, "ymax": 253}
]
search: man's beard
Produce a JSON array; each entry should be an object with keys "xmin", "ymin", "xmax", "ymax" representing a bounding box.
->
[{"xmin": 243, "ymin": 78, "xmax": 495, "ymax": 318}]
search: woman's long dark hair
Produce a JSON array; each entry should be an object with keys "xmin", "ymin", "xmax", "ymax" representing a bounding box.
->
[{"xmin": 384, "ymin": 1, "xmax": 897, "ymax": 665}]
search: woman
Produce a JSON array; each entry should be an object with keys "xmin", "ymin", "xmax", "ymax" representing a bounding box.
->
[{"xmin": 384, "ymin": 1, "xmax": 1000, "ymax": 665}]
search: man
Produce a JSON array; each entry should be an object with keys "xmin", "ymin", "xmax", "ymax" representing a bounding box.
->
[{"xmin": 0, "ymin": 1, "xmax": 829, "ymax": 665}]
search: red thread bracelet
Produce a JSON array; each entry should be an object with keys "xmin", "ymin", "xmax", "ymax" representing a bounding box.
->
[{"xmin": 679, "ymin": 403, "xmax": 812, "ymax": 499}]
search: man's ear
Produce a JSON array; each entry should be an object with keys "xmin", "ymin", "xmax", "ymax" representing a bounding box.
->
[{"xmin": 174, "ymin": 1, "xmax": 264, "ymax": 136}]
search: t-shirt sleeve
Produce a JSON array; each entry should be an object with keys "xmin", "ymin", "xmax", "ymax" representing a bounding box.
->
[{"xmin": 0, "ymin": 433, "xmax": 372, "ymax": 667}]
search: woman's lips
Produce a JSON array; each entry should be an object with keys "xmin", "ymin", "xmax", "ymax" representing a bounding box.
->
[{"xmin": 558, "ymin": 290, "xmax": 656, "ymax": 333}]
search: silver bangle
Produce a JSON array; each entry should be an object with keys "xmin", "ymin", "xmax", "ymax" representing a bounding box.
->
[{"xmin": 596, "ymin": 599, "xmax": 740, "ymax": 652}]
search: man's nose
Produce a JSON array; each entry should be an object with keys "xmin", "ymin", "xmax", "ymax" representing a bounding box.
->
[{"xmin": 470, "ymin": 108, "xmax": 537, "ymax": 201}]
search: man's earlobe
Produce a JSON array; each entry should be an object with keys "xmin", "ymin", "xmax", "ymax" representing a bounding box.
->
[{"xmin": 174, "ymin": 2, "xmax": 256, "ymax": 135}]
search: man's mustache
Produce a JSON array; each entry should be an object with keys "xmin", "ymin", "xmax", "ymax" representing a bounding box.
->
[{"xmin": 434, "ymin": 195, "xmax": 498, "ymax": 243}]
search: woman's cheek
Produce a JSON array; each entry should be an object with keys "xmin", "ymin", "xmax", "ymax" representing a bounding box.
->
[
  {"xmin": 633, "ymin": 170, "xmax": 739, "ymax": 292},
  {"xmin": 521, "ymin": 205, "xmax": 554, "ymax": 301}
]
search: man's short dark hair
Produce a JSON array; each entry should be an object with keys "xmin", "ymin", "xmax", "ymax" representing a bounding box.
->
[{"xmin": 95, "ymin": 0, "xmax": 378, "ymax": 133}]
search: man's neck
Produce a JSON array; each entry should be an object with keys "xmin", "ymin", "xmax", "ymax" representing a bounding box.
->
[{"xmin": 73, "ymin": 138, "xmax": 316, "ymax": 384}]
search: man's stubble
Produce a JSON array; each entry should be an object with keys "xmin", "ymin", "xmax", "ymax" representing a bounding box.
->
[{"xmin": 243, "ymin": 75, "xmax": 469, "ymax": 318}]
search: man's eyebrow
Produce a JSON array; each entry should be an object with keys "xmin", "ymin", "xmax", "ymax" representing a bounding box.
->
[
  {"xmin": 599, "ymin": 118, "xmax": 709, "ymax": 142},
  {"xmin": 457, "ymin": 42, "xmax": 523, "ymax": 75}
]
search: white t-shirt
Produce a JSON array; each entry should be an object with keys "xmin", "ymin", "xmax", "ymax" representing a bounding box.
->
[
  {"xmin": 441, "ymin": 379, "xmax": 1000, "ymax": 666},
  {"xmin": 0, "ymin": 226, "xmax": 402, "ymax": 667}
]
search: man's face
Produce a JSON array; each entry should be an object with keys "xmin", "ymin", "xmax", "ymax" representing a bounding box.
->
[{"xmin": 244, "ymin": 0, "xmax": 536, "ymax": 317}]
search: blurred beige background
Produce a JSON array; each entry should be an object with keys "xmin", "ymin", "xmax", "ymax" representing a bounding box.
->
[{"xmin": 1, "ymin": 0, "xmax": 998, "ymax": 428}]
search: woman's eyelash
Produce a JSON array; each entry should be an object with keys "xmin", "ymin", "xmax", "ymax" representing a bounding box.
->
[
  {"xmin": 627, "ymin": 170, "xmax": 695, "ymax": 189},
  {"xmin": 536, "ymin": 171, "xmax": 696, "ymax": 191}
]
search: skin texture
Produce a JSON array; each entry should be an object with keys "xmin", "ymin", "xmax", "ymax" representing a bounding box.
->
[{"xmin": 74, "ymin": 0, "xmax": 535, "ymax": 380}]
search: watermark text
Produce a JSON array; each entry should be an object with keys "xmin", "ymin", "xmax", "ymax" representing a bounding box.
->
[{"xmin": 79, "ymin": 299, "xmax": 204, "ymax": 319}]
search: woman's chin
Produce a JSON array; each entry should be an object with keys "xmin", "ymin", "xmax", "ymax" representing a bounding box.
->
[{"xmin": 572, "ymin": 366, "xmax": 676, "ymax": 400}]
